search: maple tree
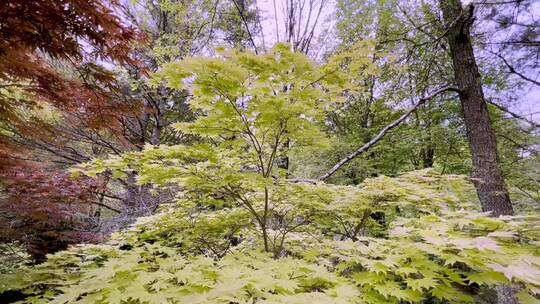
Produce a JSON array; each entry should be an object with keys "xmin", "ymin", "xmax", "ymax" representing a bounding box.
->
[
  {"xmin": 3, "ymin": 168, "xmax": 540, "ymax": 303},
  {"xmin": 0, "ymin": 169, "xmax": 104, "ymax": 262},
  {"xmin": 0, "ymin": 0, "xmax": 138, "ymax": 257}
]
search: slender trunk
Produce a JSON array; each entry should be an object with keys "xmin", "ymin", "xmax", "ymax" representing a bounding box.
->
[
  {"xmin": 151, "ymin": 115, "xmax": 162, "ymax": 146},
  {"xmin": 438, "ymin": 0, "xmax": 513, "ymax": 217},
  {"xmin": 421, "ymin": 133, "xmax": 435, "ymax": 168},
  {"xmin": 262, "ymin": 186, "xmax": 270, "ymax": 252},
  {"xmin": 438, "ymin": 1, "xmax": 516, "ymax": 303},
  {"xmin": 362, "ymin": 76, "xmax": 375, "ymax": 130},
  {"xmin": 277, "ymin": 139, "xmax": 290, "ymax": 175}
]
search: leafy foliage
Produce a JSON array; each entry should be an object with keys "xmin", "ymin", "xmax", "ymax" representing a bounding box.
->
[
  {"xmin": 0, "ymin": 0, "xmax": 138, "ymax": 137},
  {"xmin": 0, "ymin": 169, "xmax": 103, "ymax": 261},
  {"xmin": 2, "ymin": 170, "xmax": 540, "ymax": 303},
  {"xmin": 37, "ymin": 48, "xmax": 534, "ymax": 303},
  {"xmin": 0, "ymin": 242, "xmax": 32, "ymax": 274}
]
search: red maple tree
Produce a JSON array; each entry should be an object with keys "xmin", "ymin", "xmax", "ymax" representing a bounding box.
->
[{"xmin": 0, "ymin": 0, "xmax": 142, "ymax": 260}]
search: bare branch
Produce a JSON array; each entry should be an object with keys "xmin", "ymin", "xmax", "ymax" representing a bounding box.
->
[
  {"xmin": 318, "ymin": 86, "xmax": 461, "ymax": 181},
  {"xmin": 92, "ymin": 201, "xmax": 122, "ymax": 213},
  {"xmin": 486, "ymin": 49, "xmax": 540, "ymax": 87},
  {"xmin": 487, "ymin": 99, "xmax": 540, "ymax": 129},
  {"xmin": 286, "ymin": 178, "xmax": 318, "ymax": 184},
  {"xmin": 231, "ymin": 0, "xmax": 259, "ymax": 54}
]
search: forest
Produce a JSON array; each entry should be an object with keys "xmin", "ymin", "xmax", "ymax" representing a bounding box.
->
[{"xmin": 0, "ymin": 0, "xmax": 539, "ymax": 303}]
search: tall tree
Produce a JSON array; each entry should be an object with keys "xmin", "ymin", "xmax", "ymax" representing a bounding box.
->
[
  {"xmin": 438, "ymin": 0, "xmax": 514, "ymax": 217},
  {"xmin": 318, "ymin": 0, "xmax": 535, "ymax": 205}
]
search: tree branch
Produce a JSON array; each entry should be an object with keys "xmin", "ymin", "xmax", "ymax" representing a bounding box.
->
[
  {"xmin": 318, "ymin": 86, "xmax": 461, "ymax": 181},
  {"xmin": 487, "ymin": 99, "xmax": 540, "ymax": 129},
  {"xmin": 487, "ymin": 49, "xmax": 540, "ymax": 87},
  {"xmin": 92, "ymin": 201, "xmax": 121, "ymax": 213},
  {"xmin": 286, "ymin": 178, "xmax": 318, "ymax": 184},
  {"xmin": 231, "ymin": 0, "xmax": 259, "ymax": 54}
]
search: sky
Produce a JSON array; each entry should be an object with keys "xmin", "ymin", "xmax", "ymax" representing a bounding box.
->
[{"xmin": 520, "ymin": 88, "xmax": 540, "ymax": 123}]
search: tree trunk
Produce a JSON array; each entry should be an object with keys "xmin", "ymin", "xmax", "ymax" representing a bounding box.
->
[
  {"xmin": 438, "ymin": 1, "xmax": 516, "ymax": 303},
  {"xmin": 495, "ymin": 285, "xmax": 519, "ymax": 304},
  {"xmin": 420, "ymin": 125, "xmax": 434, "ymax": 168},
  {"xmin": 421, "ymin": 144, "xmax": 435, "ymax": 168},
  {"xmin": 438, "ymin": 0, "xmax": 513, "ymax": 217}
]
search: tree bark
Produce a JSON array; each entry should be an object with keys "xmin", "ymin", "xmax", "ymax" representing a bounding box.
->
[
  {"xmin": 421, "ymin": 143, "xmax": 435, "ymax": 168},
  {"xmin": 438, "ymin": 0, "xmax": 513, "ymax": 217},
  {"xmin": 438, "ymin": 1, "xmax": 516, "ymax": 303},
  {"xmin": 495, "ymin": 285, "xmax": 519, "ymax": 304}
]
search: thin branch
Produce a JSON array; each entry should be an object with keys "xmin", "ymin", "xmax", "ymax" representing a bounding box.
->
[
  {"xmin": 487, "ymin": 100, "xmax": 540, "ymax": 129},
  {"xmin": 286, "ymin": 178, "xmax": 318, "ymax": 184},
  {"xmin": 231, "ymin": 0, "xmax": 259, "ymax": 54},
  {"xmin": 92, "ymin": 201, "xmax": 122, "ymax": 213},
  {"xmin": 272, "ymin": 0, "xmax": 280, "ymax": 42},
  {"xmin": 486, "ymin": 49, "xmax": 540, "ymax": 87}
]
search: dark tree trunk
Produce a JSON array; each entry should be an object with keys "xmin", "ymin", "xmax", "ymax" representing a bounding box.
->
[
  {"xmin": 439, "ymin": 1, "xmax": 516, "ymax": 303},
  {"xmin": 439, "ymin": 0, "xmax": 513, "ymax": 217},
  {"xmin": 421, "ymin": 144, "xmax": 435, "ymax": 168}
]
